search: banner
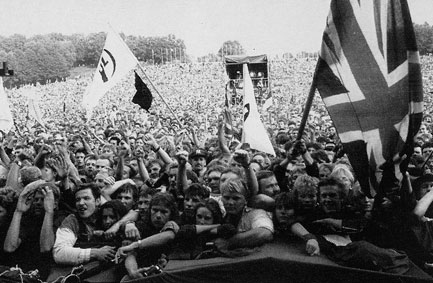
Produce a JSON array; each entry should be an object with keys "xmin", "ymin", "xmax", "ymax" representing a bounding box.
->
[
  {"xmin": 0, "ymin": 77, "xmax": 13, "ymax": 132},
  {"xmin": 83, "ymin": 26, "xmax": 138, "ymax": 115},
  {"xmin": 241, "ymin": 64, "xmax": 275, "ymax": 156}
]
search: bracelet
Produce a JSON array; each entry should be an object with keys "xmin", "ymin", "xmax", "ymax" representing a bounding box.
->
[
  {"xmin": 125, "ymin": 220, "xmax": 135, "ymax": 225},
  {"xmin": 153, "ymin": 146, "xmax": 161, "ymax": 152},
  {"xmin": 136, "ymin": 239, "xmax": 142, "ymax": 249}
]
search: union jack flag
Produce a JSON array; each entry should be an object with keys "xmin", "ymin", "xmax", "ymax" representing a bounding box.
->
[{"xmin": 315, "ymin": 0, "xmax": 423, "ymax": 194}]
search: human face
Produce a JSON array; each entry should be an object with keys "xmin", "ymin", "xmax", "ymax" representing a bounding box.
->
[
  {"xmin": 168, "ymin": 168, "xmax": 178, "ymax": 187},
  {"xmin": 319, "ymin": 185, "xmax": 342, "ymax": 214},
  {"xmin": 117, "ymin": 191, "xmax": 135, "ymax": 211},
  {"xmin": 413, "ymin": 147, "xmax": 422, "ymax": 157},
  {"xmin": 275, "ymin": 204, "xmax": 295, "ymax": 225},
  {"xmin": 222, "ymin": 191, "xmax": 246, "ymax": 216},
  {"xmin": 102, "ymin": 146, "xmax": 115, "ymax": 155},
  {"xmin": 150, "ymin": 205, "xmax": 171, "ymax": 229},
  {"xmin": 252, "ymin": 155, "xmax": 265, "ymax": 168},
  {"xmin": 195, "ymin": 207, "xmax": 214, "ymax": 225},
  {"xmin": 102, "ymin": 208, "xmax": 118, "ymax": 230},
  {"xmin": 42, "ymin": 166, "xmax": 56, "ymax": 182},
  {"xmin": 184, "ymin": 195, "xmax": 204, "ymax": 217},
  {"xmin": 206, "ymin": 171, "xmax": 221, "ymax": 194},
  {"xmin": 191, "ymin": 156, "xmax": 206, "ymax": 172},
  {"xmin": 419, "ymin": 124, "xmax": 428, "ymax": 134},
  {"xmin": 95, "ymin": 159, "xmax": 110, "ymax": 171},
  {"xmin": 423, "ymin": 147, "xmax": 433, "ymax": 159},
  {"xmin": 333, "ymin": 171, "xmax": 352, "ymax": 194},
  {"xmin": 94, "ymin": 176, "xmax": 107, "ymax": 189},
  {"xmin": 297, "ymin": 187, "xmax": 317, "ymax": 210},
  {"xmin": 75, "ymin": 152, "xmax": 85, "ymax": 167},
  {"xmin": 419, "ymin": 181, "xmax": 433, "ymax": 199},
  {"xmin": 75, "ymin": 188, "xmax": 100, "ymax": 219},
  {"xmin": 319, "ymin": 166, "xmax": 331, "ymax": 179},
  {"xmin": 138, "ymin": 195, "xmax": 151, "ymax": 217},
  {"xmin": 31, "ymin": 190, "xmax": 45, "ymax": 216},
  {"xmin": 149, "ymin": 163, "xmax": 161, "ymax": 179},
  {"xmin": 85, "ymin": 159, "xmax": 96, "ymax": 174},
  {"xmin": 122, "ymin": 167, "xmax": 131, "ymax": 179},
  {"xmin": 220, "ymin": 172, "xmax": 239, "ymax": 184},
  {"xmin": 136, "ymin": 139, "xmax": 144, "ymax": 148},
  {"xmin": 259, "ymin": 176, "xmax": 280, "ymax": 198},
  {"xmin": 54, "ymin": 134, "xmax": 66, "ymax": 146},
  {"xmin": 129, "ymin": 138, "xmax": 136, "ymax": 149}
]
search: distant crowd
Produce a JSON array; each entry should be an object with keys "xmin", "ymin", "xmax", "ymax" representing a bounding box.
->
[{"xmin": 0, "ymin": 55, "xmax": 433, "ymax": 281}]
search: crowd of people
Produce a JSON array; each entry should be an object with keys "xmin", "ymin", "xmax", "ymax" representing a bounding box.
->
[{"xmin": 0, "ymin": 54, "xmax": 433, "ymax": 281}]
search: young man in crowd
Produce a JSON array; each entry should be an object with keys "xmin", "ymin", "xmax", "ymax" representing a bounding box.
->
[{"xmin": 53, "ymin": 183, "xmax": 117, "ymax": 265}]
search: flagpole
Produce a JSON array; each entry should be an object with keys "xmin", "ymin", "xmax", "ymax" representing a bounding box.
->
[{"xmin": 296, "ymin": 61, "xmax": 320, "ymax": 141}]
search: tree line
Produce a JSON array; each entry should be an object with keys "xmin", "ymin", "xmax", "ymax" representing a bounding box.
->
[
  {"xmin": 0, "ymin": 33, "xmax": 187, "ymax": 87},
  {"xmin": 0, "ymin": 21, "xmax": 432, "ymax": 87}
]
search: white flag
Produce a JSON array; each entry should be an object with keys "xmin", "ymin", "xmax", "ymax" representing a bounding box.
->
[
  {"xmin": 0, "ymin": 78, "xmax": 13, "ymax": 132},
  {"xmin": 83, "ymin": 26, "xmax": 138, "ymax": 115},
  {"xmin": 28, "ymin": 95, "xmax": 45, "ymax": 128},
  {"xmin": 241, "ymin": 64, "xmax": 275, "ymax": 156}
]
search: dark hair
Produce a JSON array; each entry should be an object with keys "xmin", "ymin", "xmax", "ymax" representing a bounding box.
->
[
  {"xmin": 275, "ymin": 192, "xmax": 297, "ymax": 211},
  {"xmin": 422, "ymin": 142, "xmax": 433, "ymax": 150},
  {"xmin": 99, "ymin": 199, "xmax": 128, "ymax": 226},
  {"xmin": 114, "ymin": 183, "xmax": 139, "ymax": 201},
  {"xmin": 194, "ymin": 198, "xmax": 223, "ymax": 224},
  {"xmin": 317, "ymin": 177, "xmax": 345, "ymax": 199},
  {"xmin": 186, "ymin": 170, "xmax": 199, "ymax": 183},
  {"xmin": 124, "ymin": 163, "xmax": 137, "ymax": 178},
  {"xmin": 75, "ymin": 147, "xmax": 87, "ymax": 155},
  {"xmin": 149, "ymin": 192, "xmax": 179, "ymax": 222},
  {"xmin": 185, "ymin": 183, "xmax": 210, "ymax": 199},
  {"xmin": 256, "ymin": 170, "xmax": 275, "ymax": 182},
  {"xmin": 76, "ymin": 183, "xmax": 101, "ymax": 200},
  {"xmin": 147, "ymin": 159, "xmax": 165, "ymax": 173}
]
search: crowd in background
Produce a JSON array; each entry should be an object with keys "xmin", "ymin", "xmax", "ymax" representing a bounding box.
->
[{"xmin": 0, "ymin": 55, "xmax": 433, "ymax": 281}]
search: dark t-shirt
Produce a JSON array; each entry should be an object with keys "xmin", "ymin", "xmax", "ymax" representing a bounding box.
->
[{"xmin": 6, "ymin": 212, "xmax": 65, "ymax": 279}]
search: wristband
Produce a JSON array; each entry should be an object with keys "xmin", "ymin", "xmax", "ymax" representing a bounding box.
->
[
  {"xmin": 125, "ymin": 220, "xmax": 135, "ymax": 225},
  {"xmin": 153, "ymin": 146, "xmax": 161, "ymax": 152}
]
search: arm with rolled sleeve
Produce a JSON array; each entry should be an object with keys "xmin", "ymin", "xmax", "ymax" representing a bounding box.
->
[
  {"xmin": 53, "ymin": 227, "xmax": 92, "ymax": 265},
  {"xmin": 227, "ymin": 208, "xmax": 274, "ymax": 249}
]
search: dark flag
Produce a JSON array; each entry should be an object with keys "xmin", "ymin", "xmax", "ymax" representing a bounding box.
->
[
  {"xmin": 133, "ymin": 71, "xmax": 153, "ymax": 112},
  {"xmin": 314, "ymin": 0, "xmax": 423, "ymax": 195}
]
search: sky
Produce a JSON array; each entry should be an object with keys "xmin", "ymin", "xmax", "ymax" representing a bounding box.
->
[{"xmin": 0, "ymin": 0, "xmax": 432, "ymax": 58}]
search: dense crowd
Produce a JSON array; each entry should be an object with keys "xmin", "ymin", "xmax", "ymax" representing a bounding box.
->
[{"xmin": 0, "ymin": 55, "xmax": 433, "ymax": 281}]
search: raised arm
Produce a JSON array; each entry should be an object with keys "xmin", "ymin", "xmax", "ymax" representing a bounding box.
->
[
  {"xmin": 414, "ymin": 189, "xmax": 433, "ymax": 220},
  {"xmin": 39, "ymin": 186, "xmax": 56, "ymax": 252},
  {"xmin": 144, "ymin": 134, "xmax": 173, "ymax": 165}
]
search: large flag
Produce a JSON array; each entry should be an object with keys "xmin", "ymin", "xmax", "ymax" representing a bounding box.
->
[
  {"xmin": 241, "ymin": 64, "xmax": 275, "ymax": 156},
  {"xmin": 0, "ymin": 77, "xmax": 13, "ymax": 132},
  {"xmin": 314, "ymin": 0, "xmax": 423, "ymax": 194},
  {"xmin": 83, "ymin": 26, "xmax": 138, "ymax": 115},
  {"xmin": 132, "ymin": 71, "xmax": 153, "ymax": 112}
]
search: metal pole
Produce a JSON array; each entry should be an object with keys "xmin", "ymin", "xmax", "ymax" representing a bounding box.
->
[{"xmin": 296, "ymin": 62, "xmax": 320, "ymax": 141}]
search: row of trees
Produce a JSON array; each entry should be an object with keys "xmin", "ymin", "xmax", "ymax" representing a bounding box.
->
[
  {"xmin": 0, "ymin": 33, "xmax": 188, "ymax": 87},
  {"xmin": 0, "ymin": 21, "xmax": 431, "ymax": 87}
]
